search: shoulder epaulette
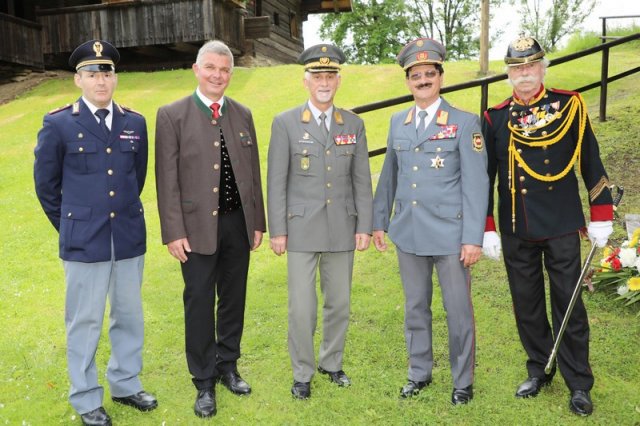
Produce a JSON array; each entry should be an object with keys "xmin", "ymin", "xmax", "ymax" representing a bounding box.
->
[
  {"xmin": 488, "ymin": 98, "xmax": 511, "ymax": 111},
  {"xmin": 120, "ymin": 104, "xmax": 143, "ymax": 116},
  {"xmin": 548, "ymin": 87, "xmax": 579, "ymax": 97},
  {"xmin": 48, "ymin": 104, "xmax": 72, "ymax": 115}
]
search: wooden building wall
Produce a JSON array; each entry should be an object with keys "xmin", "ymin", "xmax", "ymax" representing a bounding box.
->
[
  {"xmin": 36, "ymin": 0, "xmax": 245, "ymax": 57},
  {"xmin": 0, "ymin": 13, "xmax": 44, "ymax": 68},
  {"xmin": 251, "ymin": 0, "xmax": 303, "ymax": 63}
]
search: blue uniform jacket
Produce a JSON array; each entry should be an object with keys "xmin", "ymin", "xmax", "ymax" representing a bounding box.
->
[
  {"xmin": 373, "ymin": 98, "xmax": 489, "ymax": 256},
  {"xmin": 34, "ymin": 98, "xmax": 148, "ymax": 262}
]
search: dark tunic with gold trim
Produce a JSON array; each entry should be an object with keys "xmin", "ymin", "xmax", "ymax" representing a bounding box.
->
[{"xmin": 482, "ymin": 86, "xmax": 613, "ymax": 239}]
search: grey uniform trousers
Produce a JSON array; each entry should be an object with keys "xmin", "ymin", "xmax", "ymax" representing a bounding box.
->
[{"xmin": 397, "ymin": 249, "xmax": 475, "ymax": 389}]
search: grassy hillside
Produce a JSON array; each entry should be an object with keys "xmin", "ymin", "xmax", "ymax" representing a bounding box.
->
[{"xmin": 0, "ymin": 40, "xmax": 639, "ymax": 425}]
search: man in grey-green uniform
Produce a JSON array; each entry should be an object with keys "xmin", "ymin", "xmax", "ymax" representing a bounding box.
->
[
  {"xmin": 267, "ymin": 44, "xmax": 373, "ymax": 400},
  {"xmin": 372, "ymin": 38, "xmax": 489, "ymax": 405}
]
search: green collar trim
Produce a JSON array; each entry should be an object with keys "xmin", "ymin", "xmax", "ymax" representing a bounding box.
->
[{"xmin": 192, "ymin": 92, "xmax": 227, "ymax": 118}]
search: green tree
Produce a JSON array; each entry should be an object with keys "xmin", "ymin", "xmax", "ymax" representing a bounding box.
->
[
  {"xmin": 319, "ymin": 0, "xmax": 505, "ymax": 64},
  {"xmin": 515, "ymin": 0, "xmax": 596, "ymax": 51}
]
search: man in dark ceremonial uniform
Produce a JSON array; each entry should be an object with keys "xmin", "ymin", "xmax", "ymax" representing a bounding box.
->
[{"xmin": 481, "ymin": 34, "xmax": 614, "ymax": 416}]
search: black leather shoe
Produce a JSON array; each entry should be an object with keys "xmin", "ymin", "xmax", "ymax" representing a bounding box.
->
[
  {"xmin": 317, "ymin": 367, "xmax": 351, "ymax": 387},
  {"xmin": 112, "ymin": 390, "xmax": 158, "ymax": 412},
  {"xmin": 399, "ymin": 379, "xmax": 431, "ymax": 398},
  {"xmin": 451, "ymin": 385, "xmax": 473, "ymax": 405},
  {"xmin": 219, "ymin": 370, "xmax": 251, "ymax": 395},
  {"xmin": 80, "ymin": 407, "xmax": 111, "ymax": 426},
  {"xmin": 515, "ymin": 375, "xmax": 553, "ymax": 398},
  {"xmin": 291, "ymin": 381, "xmax": 311, "ymax": 399},
  {"xmin": 569, "ymin": 390, "xmax": 593, "ymax": 416},
  {"xmin": 194, "ymin": 388, "xmax": 216, "ymax": 418}
]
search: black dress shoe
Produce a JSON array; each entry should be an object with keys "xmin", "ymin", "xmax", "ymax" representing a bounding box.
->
[
  {"xmin": 318, "ymin": 367, "xmax": 351, "ymax": 387},
  {"xmin": 194, "ymin": 388, "xmax": 216, "ymax": 418},
  {"xmin": 219, "ymin": 370, "xmax": 251, "ymax": 395},
  {"xmin": 80, "ymin": 407, "xmax": 111, "ymax": 426},
  {"xmin": 515, "ymin": 375, "xmax": 553, "ymax": 398},
  {"xmin": 569, "ymin": 390, "xmax": 593, "ymax": 416},
  {"xmin": 291, "ymin": 381, "xmax": 311, "ymax": 399},
  {"xmin": 399, "ymin": 379, "xmax": 431, "ymax": 398},
  {"xmin": 112, "ymin": 390, "xmax": 158, "ymax": 411},
  {"xmin": 451, "ymin": 385, "xmax": 473, "ymax": 405}
]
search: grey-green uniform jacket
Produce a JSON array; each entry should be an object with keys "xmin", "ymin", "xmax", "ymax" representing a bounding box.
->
[
  {"xmin": 267, "ymin": 103, "xmax": 373, "ymax": 252},
  {"xmin": 373, "ymin": 98, "xmax": 489, "ymax": 255}
]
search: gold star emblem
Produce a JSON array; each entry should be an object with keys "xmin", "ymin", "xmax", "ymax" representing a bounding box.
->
[{"xmin": 430, "ymin": 155, "xmax": 445, "ymax": 169}]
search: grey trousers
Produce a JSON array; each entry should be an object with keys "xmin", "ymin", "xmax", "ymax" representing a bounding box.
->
[
  {"xmin": 287, "ymin": 251, "xmax": 354, "ymax": 382},
  {"xmin": 62, "ymin": 254, "xmax": 144, "ymax": 414},
  {"xmin": 397, "ymin": 249, "xmax": 475, "ymax": 389}
]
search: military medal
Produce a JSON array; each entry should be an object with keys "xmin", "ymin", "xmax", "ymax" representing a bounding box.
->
[
  {"xmin": 430, "ymin": 155, "xmax": 445, "ymax": 169},
  {"xmin": 301, "ymin": 157, "xmax": 310, "ymax": 170}
]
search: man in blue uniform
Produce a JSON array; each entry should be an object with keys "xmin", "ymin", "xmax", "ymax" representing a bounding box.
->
[
  {"xmin": 373, "ymin": 38, "xmax": 489, "ymax": 405},
  {"xmin": 481, "ymin": 34, "xmax": 613, "ymax": 416},
  {"xmin": 34, "ymin": 40, "xmax": 157, "ymax": 426}
]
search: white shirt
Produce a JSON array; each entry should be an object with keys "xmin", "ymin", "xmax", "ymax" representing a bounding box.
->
[
  {"xmin": 83, "ymin": 97, "xmax": 113, "ymax": 130},
  {"xmin": 196, "ymin": 88, "xmax": 225, "ymax": 114},
  {"xmin": 416, "ymin": 97, "xmax": 443, "ymax": 130},
  {"xmin": 307, "ymin": 101, "xmax": 333, "ymax": 132}
]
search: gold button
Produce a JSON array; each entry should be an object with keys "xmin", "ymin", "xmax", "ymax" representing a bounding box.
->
[
  {"xmin": 511, "ymin": 111, "xmax": 517, "ymax": 116},
  {"xmin": 327, "ymin": 199, "xmax": 331, "ymax": 204},
  {"xmin": 109, "ymin": 191, "xmax": 115, "ymax": 197},
  {"xmin": 519, "ymin": 176, "xmax": 525, "ymax": 182},
  {"xmin": 548, "ymin": 186, "xmax": 554, "ymax": 191},
  {"xmin": 517, "ymin": 163, "xmax": 523, "ymax": 168},
  {"xmin": 212, "ymin": 211, "xmax": 218, "ymax": 216},
  {"xmin": 214, "ymin": 164, "xmax": 220, "ymax": 170},
  {"xmin": 326, "ymin": 150, "xmax": 331, "ymax": 155},
  {"xmin": 517, "ymin": 148, "xmax": 522, "ymax": 154},
  {"xmin": 303, "ymin": 149, "xmax": 308, "ymax": 154},
  {"xmin": 110, "ymin": 212, "xmax": 115, "ymax": 218},
  {"xmin": 213, "ymin": 187, "xmax": 219, "ymax": 193},
  {"xmin": 546, "ymin": 173, "xmax": 551, "ymax": 177},
  {"xmin": 521, "ymin": 189, "xmax": 528, "ymax": 195},
  {"xmin": 106, "ymin": 147, "xmax": 112, "ymax": 154},
  {"xmin": 414, "ymin": 147, "xmax": 420, "ymax": 152},
  {"xmin": 79, "ymin": 147, "xmax": 84, "ymax": 152},
  {"xmin": 214, "ymin": 141, "xmax": 220, "ymax": 147},
  {"xmin": 327, "ymin": 183, "xmax": 332, "ymax": 188},
  {"xmin": 542, "ymin": 145, "xmax": 548, "ymax": 150},
  {"xmin": 436, "ymin": 147, "xmax": 442, "ymax": 152},
  {"xmin": 107, "ymin": 169, "xmax": 113, "ymax": 175},
  {"xmin": 411, "ymin": 183, "xmax": 417, "ymax": 188},
  {"xmin": 544, "ymin": 159, "xmax": 550, "ymax": 165},
  {"xmin": 412, "ymin": 200, "xmax": 417, "ymax": 206},
  {"xmin": 412, "ymin": 166, "xmax": 418, "ymax": 171},
  {"xmin": 542, "ymin": 131, "xmax": 548, "ymax": 136},
  {"xmin": 327, "ymin": 166, "xmax": 332, "ymax": 171}
]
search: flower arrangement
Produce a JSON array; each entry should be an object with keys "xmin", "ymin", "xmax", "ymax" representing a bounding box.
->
[{"xmin": 590, "ymin": 228, "xmax": 640, "ymax": 314}]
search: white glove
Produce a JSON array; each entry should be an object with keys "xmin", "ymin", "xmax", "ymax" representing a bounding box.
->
[
  {"xmin": 482, "ymin": 231, "xmax": 502, "ymax": 260},
  {"xmin": 587, "ymin": 220, "xmax": 613, "ymax": 248}
]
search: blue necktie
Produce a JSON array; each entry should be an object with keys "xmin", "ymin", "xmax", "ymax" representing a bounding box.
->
[{"xmin": 95, "ymin": 109, "xmax": 110, "ymax": 137}]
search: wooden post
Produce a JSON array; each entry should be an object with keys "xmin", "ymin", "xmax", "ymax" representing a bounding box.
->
[
  {"xmin": 479, "ymin": 0, "xmax": 489, "ymax": 75},
  {"xmin": 599, "ymin": 46, "xmax": 609, "ymax": 122}
]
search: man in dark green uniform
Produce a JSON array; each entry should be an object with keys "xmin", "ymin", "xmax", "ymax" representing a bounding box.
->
[{"xmin": 481, "ymin": 34, "xmax": 614, "ymax": 416}]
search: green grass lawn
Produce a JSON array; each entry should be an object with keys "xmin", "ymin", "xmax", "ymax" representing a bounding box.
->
[{"xmin": 1, "ymin": 40, "xmax": 639, "ymax": 425}]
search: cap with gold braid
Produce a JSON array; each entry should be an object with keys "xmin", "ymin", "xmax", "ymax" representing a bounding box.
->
[
  {"xmin": 397, "ymin": 38, "xmax": 446, "ymax": 70},
  {"xmin": 69, "ymin": 39, "xmax": 120, "ymax": 72},
  {"xmin": 504, "ymin": 33, "xmax": 545, "ymax": 67},
  {"xmin": 298, "ymin": 43, "xmax": 346, "ymax": 73}
]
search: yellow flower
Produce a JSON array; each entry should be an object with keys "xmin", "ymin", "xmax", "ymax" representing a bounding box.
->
[
  {"xmin": 603, "ymin": 246, "xmax": 613, "ymax": 257},
  {"xmin": 629, "ymin": 277, "xmax": 640, "ymax": 291},
  {"xmin": 629, "ymin": 228, "xmax": 640, "ymax": 248}
]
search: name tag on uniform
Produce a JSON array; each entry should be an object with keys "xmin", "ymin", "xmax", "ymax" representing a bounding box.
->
[{"xmin": 334, "ymin": 134, "xmax": 356, "ymax": 145}]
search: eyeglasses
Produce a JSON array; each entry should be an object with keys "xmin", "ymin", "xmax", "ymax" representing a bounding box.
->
[{"xmin": 408, "ymin": 70, "xmax": 439, "ymax": 81}]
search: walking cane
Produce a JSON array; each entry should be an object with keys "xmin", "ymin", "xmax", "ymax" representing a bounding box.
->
[{"xmin": 544, "ymin": 185, "xmax": 624, "ymax": 374}]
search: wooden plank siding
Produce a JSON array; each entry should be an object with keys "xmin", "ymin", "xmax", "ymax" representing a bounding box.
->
[
  {"xmin": 36, "ymin": 0, "xmax": 244, "ymax": 56},
  {"xmin": 252, "ymin": 0, "xmax": 302, "ymax": 63},
  {"xmin": 0, "ymin": 13, "xmax": 44, "ymax": 69}
]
